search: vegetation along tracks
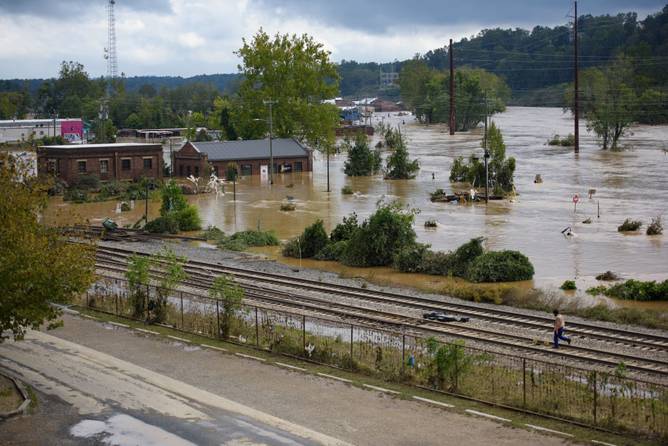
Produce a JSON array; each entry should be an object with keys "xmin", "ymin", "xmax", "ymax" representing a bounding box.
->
[{"xmin": 91, "ymin": 244, "xmax": 668, "ymax": 377}]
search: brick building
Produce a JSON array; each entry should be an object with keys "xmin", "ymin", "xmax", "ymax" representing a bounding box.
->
[
  {"xmin": 37, "ymin": 143, "xmax": 164, "ymax": 184},
  {"xmin": 174, "ymin": 138, "xmax": 312, "ymax": 179}
]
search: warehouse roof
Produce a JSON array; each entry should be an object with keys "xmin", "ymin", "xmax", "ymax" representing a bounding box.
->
[{"xmin": 191, "ymin": 138, "xmax": 310, "ymax": 161}]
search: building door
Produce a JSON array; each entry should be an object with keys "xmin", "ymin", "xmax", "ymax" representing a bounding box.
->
[{"xmin": 260, "ymin": 165, "xmax": 268, "ymax": 181}]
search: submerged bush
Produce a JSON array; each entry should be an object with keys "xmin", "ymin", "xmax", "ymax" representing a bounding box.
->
[
  {"xmin": 393, "ymin": 243, "xmax": 429, "ymax": 273},
  {"xmin": 341, "ymin": 185, "xmax": 354, "ymax": 195},
  {"xmin": 174, "ymin": 206, "xmax": 202, "ymax": 231},
  {"xmin": 283, "ymin": 220, "xmax": 329, "ymax": 258},
  {"xmin": 467, "ymin": 250, "xmax": 534, "ymax": 283},
  {"xmin": 547, "ymin": 134, "xmax": 575, "ymax": 146},
  {"xmin": 343, "ymin": 134, "xmax": 382, "ymax": 176},
  {"xmin": 330, "ymin": 213, "xmax": 359, "ymax": 242},
  {"xmin": 314, "ymin": 240, "xmax": 349, "ymax": 261},
  {"xmin": 145, "ymin": 214, "xmax": 179, "ymax": 234},
  {"xmin": 646, "ymin": 216, "xmax": 663, "ymax": 235},
  {"xmin": 618, "ymin": 218, "xmax": 642, "ymax": 232},
  {"xmin": 420, "ymin": 250, "xmax": 453, "ymax": 276},
  {"xmin": 605, "ymin": 279, "xmax": 668, "ymax": 301},
  {"xmin": 560, "ymin": 280, "xmax": 577, "ymax": 290},
  {"xmin": 63, "ymin": 188, "xmax": 88, "ymax": 203},
  {"xmin": 449, "ymin": 238, "xmax": 484, "ymax": 278},
  {"xmin": 201, "ymin": 225, "xmax": 225, "ymax": 241},
  {"xmin": 217, "ymin": 230, "xmax": 279, "ymax": 251}
]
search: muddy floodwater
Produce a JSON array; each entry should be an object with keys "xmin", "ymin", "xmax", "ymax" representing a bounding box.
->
[{"xmin": 46, "ymin": 107, "xmax": 667, "ymax": 291}]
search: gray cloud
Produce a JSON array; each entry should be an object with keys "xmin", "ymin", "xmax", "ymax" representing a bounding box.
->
[
  {"xmin": 251, "ymin": 0, "xmax": 666, "ymax": 32},
  {"xmin": 0, "ymin": 0, "xmax": 172, "ymax": 17}
]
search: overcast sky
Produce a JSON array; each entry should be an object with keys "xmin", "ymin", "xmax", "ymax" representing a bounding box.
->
[{"xmin": 0, "ymin": 0, "xmax": 664, "ymax": 79}]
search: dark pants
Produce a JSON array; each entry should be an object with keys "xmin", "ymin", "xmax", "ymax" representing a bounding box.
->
[{"xmin": 553, "ymin": 327, "xmax": 570, "ymax": 347}]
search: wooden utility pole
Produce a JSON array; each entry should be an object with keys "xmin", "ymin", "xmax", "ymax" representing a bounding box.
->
[
  {"xmin": 574, "ymin": 1, "xmax": 580, "ymax": 153},
  {"xmin": 449, "ymin": 38, "xmax": 455, "ymax": 135},
  {"xmin": 263, "ymin": 99, "xmax": 277, "ymax": 184}
]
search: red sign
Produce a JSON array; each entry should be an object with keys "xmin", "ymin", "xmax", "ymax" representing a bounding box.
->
[{"xmin": 572, "ymin": 194, "xmax": 579, "ymax": 204}]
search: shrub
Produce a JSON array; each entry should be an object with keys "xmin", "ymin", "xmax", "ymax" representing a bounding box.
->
[
  {"xmin": 596, "ymin": 271, "xmax": 619, "ymax": 281},
  {"xmin": 560, "ymin": 280, "xmax": 577, "ymax": 290},
  {"xmin": 75, "ymin": 174, "xmax": 100, "ymax": 190},
  {"xmin": 330, "ymin": 213, "xmax": 359, "ymax": 242},
  {"xmin": 99, "ymin": 181, "xmax": 123, "ymax": 199},
  {"xmin": 605, "ymin": 279, "xmax": 668, "ymax": 301},
  {"xmin": 341, "ymin": 201, "xmax": 417, "ymax": 267},
  {"xmin": 430, "ymin": 189, "xmax": 448, "ymax": 201},
  {"xmin": 228, "ymin": 230, "xmax": 279, "ymax": 247},
  {"xmin": 341, "ymin": 185, "xmax": 354, "ymax": 195},
  {"xmin": 63, "ymin": 188, "xmax": 88, "ymax": 203},
  {"xmin": 283, "ymin": 220, "xmax": 329, "ymax": 258},
  {"xmin": 617, "ymin": 218, "xmax": 642, "ymax": 232},
  {"xmin": 280, "ymin": 202, "xmax": 296, "ymax": 211},
  {"xmin": 314, "ymin": 240, "xmax": 349, "ymax": 261},
  {"xmin": 646, "ymin": 216, "xmax": 663, "ymax": 235},
  {"xmin": 393, "ymin": 243, "xmax": 429, "ymax": 273},
  {"xmin": 174, "ymin": 205, "xmax": 202, "ymax": 231},
  {"xmin": 160, "ymin": 180, "xmax": 188, "ymax": 214},
  {"xmin": 424, "ymin": 219, "xmax": 437, "ymax": 228},
  {"xmin": 547, "ymin": 134, "xmax": 575, "ymax": 146},
  {"xmin": 467, "ymin": 250, "xmax": 534, "ymax": 283},
  {"xmin": 449, "ymin": 238, "xmax": 484, "ymax": 278},
  {"xmin": 201, "ymin": 225, "xmax": 225, "ymax": 241},
  {"xmin": 420, "ymin": 250, "xmax": 453, "ymax": 276},
  {"xmin": 145, "ymin": 214, "xmax": 179, "ymax": 234}
]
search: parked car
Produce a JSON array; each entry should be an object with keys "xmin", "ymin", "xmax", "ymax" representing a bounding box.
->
[{"xmin": 423, "ymin": 311, "xmax": 470, "ymax": 323}]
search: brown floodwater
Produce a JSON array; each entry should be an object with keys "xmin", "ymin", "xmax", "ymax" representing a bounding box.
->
[{"xmin": 45, "ymin": 107, "xmax": 667, "ymax": 305}]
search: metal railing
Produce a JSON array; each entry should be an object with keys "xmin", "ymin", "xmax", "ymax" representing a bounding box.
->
[{"xmin": 81, "ymin": 275, "xmax": 668, "ymax": 439}]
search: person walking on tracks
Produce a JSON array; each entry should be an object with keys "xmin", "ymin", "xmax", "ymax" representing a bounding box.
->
[{"xmin": 553, "ymin": 309, "xmax": 571, "ymax": 348}]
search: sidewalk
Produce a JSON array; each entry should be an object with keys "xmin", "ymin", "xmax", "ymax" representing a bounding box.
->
[{"xmin": 1, "ymin": 314, "xmax": 574, "ymax": 446}]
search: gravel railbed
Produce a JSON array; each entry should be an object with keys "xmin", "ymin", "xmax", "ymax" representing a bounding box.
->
[{"xmin": 95, "ymin": 239, "xmax": 668, "ymax": 383}]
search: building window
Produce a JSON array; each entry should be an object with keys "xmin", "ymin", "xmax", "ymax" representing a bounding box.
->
[
  {"xmin": 179, "ymin": 165, "xmax": 184, "ymax": 176},
  {"xmin": 186, "ymin": 166, "xmax": 192, "ymax": 176},
  {"xmin": 143, "ymin": 158, "xmax": 152, "ymax": 169},
  {"xmin": 47, "ymin": 159, "xmax": 57, "ymax": 174},
  {"xmin": 100, "ymin": 160, "xmax": 109, "ymax": 174},
  {"xmin": 241, "ymin": 164, "xmax": 252, "ymax": 176},
  {"xmin": 121, "ymin": 159, "xmax": 131, "ymax": 170},
  {"xmin": 194, "ymin": 166, "xmax": 199, "ymax": 177},
  {"xmin": 213, "ymin": 166, "xmax": 219, "ymax": 177},
  {"xmin": 294, "ymin": 161, "xmax": 303, "ymax": 172},
  {"xmin": 77, "ymin": 160, "xmax": 87, "ymax": 173},
  {"xmin": 281, "ymin": 163, "xmax": 292, "ymax": 173}
]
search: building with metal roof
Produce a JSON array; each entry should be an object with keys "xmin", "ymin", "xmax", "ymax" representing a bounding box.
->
[{"xmin": 173, "ymin": 138, "xmax": 312, "ymax": 179}]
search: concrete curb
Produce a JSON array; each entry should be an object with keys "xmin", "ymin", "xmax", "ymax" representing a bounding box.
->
[{"xmin": 0, "ymin": 372, "xmax": 31, "ymax": 420}]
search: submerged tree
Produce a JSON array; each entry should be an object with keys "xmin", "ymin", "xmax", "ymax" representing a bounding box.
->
[
  {"xmin": 449, "ymin": 122, "xmax": 515, "ymax": 195},
  {"xmin": 343, "ymin": 134, "xmax": 382, "ymax": 176},
  {"xmin": 0, "ymin": 154, "xmax": 95, "ymax": 341},
  {"xmin": 385, "ymin": 129, "xmax": 419, "ymax": 179}
]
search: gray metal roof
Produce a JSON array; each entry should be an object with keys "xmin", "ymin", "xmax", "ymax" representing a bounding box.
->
[{"xmin": 192, "ymin": 138, "xmax": 310, "ymax": 161}]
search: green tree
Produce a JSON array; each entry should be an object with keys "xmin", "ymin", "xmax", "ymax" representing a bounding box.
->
[
  {"xmin": 234, "ymin": 29, "xmax": 340, "ymax": 148},
  {"xmin": 283, "ymin": 220, "xmax": 329, "ymax": 258},
  {"xmin": 160, "ymin": 180, "xmax": 188, "ymax": 214},
  {"xmin": 209, "ymin": 275, "xmax": 245, "ymax": 339},
  {"xmin": 0, "ymin": 154, "xmax": 95, "ymax": 341},
  {"xmin": 570, "ymin": 57, "xmax": 638, "ymax": 149},
  {"xmin": 209, "ymin": 96, "xmax": 238, "ymax": 140},
  {"xmin": 343, "ymin": 135, "xmax": 381, "ymax": 176},
  {"xmin": 126, "ymin": 254, "xmax": 152, "ymax": 318},
  {"xmin": 385, "ymin": 130, "xmax": 419, "ymax": 179},
  {"xmin": 151, "ymin": 248, "xmax": 187, "ymax": 323}
]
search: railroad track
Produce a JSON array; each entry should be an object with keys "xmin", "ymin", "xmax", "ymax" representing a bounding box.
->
[{"xmin": 91, "ymin": 246, "xmax": 668, "ymax": 377}]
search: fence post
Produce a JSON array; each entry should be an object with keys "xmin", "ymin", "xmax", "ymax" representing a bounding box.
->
[
  {"xmin": 255, "ymin": 307, "xmax": 259, "ymax": 347},
  {"xmin": 216, "ymin": 300, "xmax": 221, "ymax": 339},
  {"xmin": 86, "ymin": 291, "xmax": 89, "ymax": 307},
  {"xmin": 350, "ymin": 324, "xmax": 354, "ymax": 367},
  {"xmin": 593, "ymin": 371, "xmax": 598, "ymax": 424},
  {"xmin": 401, "ymin": 334, "xmax": 406, "ymax": 374},
  {"xmin": 302, "ymin": 315, "xmax": 306, "ymax": 356},
  {"xmin": 115, "ymin": 292, "xmax": 118, "ymax": 316},
  {"xmin": 522, "ymin": 358, "xmax": 527, "ymax": 407},
  {"xmin": 180, "ymin": 292, "xmax": 184, "ymax": 329},
  {"xmin": 454, "ymin": 344, "xmax": 459, "ymax": 392},
  {"xmin": 145, "ymin": 284, "xmax": 150, "ymax": 322}
]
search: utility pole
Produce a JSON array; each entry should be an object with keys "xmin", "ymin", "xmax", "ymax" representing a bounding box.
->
[
  {"xmin": 483, "ymin": 94, "xmax": 490, "ymax": 204},
  {"xmin": 326, "ymin": 145, "xmax": 331, "ymax": 193},
  {"xmin": 449, "ymin": 38, "xmax": 455, "ymax": 135},
  {"xmin": 263, "ymin": 99, "xmax": 276, "ymax": 185},
  {"xmin": 574, "ymin": 0, "xmax": 580, "ymax": 154}
]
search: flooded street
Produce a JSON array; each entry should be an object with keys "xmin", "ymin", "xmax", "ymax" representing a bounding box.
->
[{"xmin": 46, "ymin": 107, "xmax": 667, "ymax": 286}]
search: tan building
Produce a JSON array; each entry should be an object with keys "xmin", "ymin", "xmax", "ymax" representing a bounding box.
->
[
  {"xmin": 174, "ymin": 138, "xmax": 312, "ymax": 179},
  {"xmin": 37, "ymin": 143, "xmax": 164, "ymax": 184}
]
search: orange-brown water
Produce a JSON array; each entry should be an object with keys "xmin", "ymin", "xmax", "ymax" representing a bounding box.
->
[{"xmin": 45, "ymin": 107, "xmax": 667, "ymax": 308}]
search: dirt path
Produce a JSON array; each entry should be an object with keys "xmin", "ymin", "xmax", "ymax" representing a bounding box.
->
[{"xmin": 0, "ymin": 314, "xmax": 575, "ymax": 446}]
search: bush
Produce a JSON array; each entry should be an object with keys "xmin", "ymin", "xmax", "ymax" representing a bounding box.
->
[
  {"xmin": 618, "ymin": 218, "xmax": 642, "ymax": 232},
  {"xmin": 547, "ymin": 134, "xmax": 575, "ymax": 146},
  {"xmin": 430, "ymin": 189, "xmax": 448, "ymax": 201},
  {"xmin": 201, "ymin": 225, "xmax": 225, "ymax": 241},
  {"xmin": 283, "ymin": 220, "xmax": 329, "ymax": 258},
  {"xmin": 99, "ymin": 181, "xmax": 123, "ymax": 199},
  {"xmin": 646, "ymin": 216, "xmax": 663, "ymax": 235},
  {"xmin": 596, "ymin": 271, "xmax": 619, "ymax": 281},
  {"xmin": 160, "ymin": 180, "xmax": 188, "ymax": 214},
  {"xmin": 424, "ymin": 219, "xmax": 437, "ymax": 228},
  {"xmin": 174, "ymin": 205, "xmax": 202, "ymax": 231},
  {"xmin": 314, "ymin": 240, "xmax": 349, "ymax": 261},
  {"xmin": 420, "ymin": 250, "xmax": 453, "ymax": 275},
  {"xmin": 75, "ymin": 174, "xmax": 100, "ymax": 190},
  {"xmin": 280, "ymin": 202, "xmax": 296, "ymax": 211},
  {"xmin": 343, "ymin": 134, "xmax": 382, "ymax": 176},
  {"xmin": 560, "ymin": 280, "xmax": 577, "ymax": 290},
  {"xmin": 393, "ymin": 243, "xmax": 429, "ymax": 273},
  {"xmin": 216, "ymin": 230, "xmax": 279, "ymax": 251},
  {"xmin": 341, "ymin": 185, "xmax": 354, "ymax": 195},
  {"xmin": 605, "ymin": 279, "xmax": 668, "ymax": 301},
  {"xmin": 63, "ymin": 188, "xmax": 88, "ymax": 203},
  {"xmin": 145, "ymin": 214, "xmax": 179, "ymax": 234},
  {"xmin": 330, "ymin": 213, "xmax": 359, "ymax": 242},
  {"xmin": 449, "ymin": 238, "xmax": 484, "ymax": 278},
  {"xmin": 467, "ymin": 250, "xmax": 534, "ymax": 283},
  {"xmin": 341, "ymin": 202, "xmax": 417, "ymax": 267}
]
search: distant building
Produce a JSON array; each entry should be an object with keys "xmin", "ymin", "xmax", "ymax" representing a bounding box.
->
[
  {"xmin": 174, "ymin": 138, "xmax": 312, "ymax": 179},
  {"xmin": 0, "ymin": 118, "xmax": 84, "ymax": 144},
  {"xmin": 37, "ymin": 143, "xmax": 163, "ymax": 184}
]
